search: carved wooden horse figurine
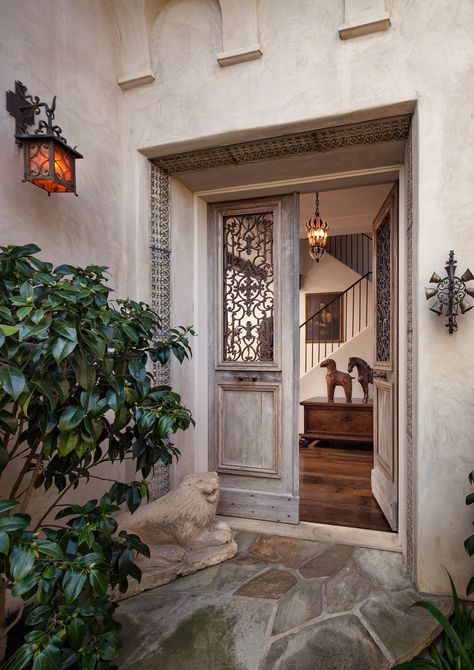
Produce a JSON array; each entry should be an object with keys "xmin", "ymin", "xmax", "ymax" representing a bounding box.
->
[
  {"xmin": 347, "ymin": 357, "xmax": 373, "ymax": 404},
  {"xmin": 320, "ymin": 359, "xmax": 353, "ymax": 403}
]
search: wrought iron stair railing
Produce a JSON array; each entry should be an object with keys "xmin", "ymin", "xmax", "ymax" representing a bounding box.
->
[
  {"xmin": 300, "ymin": 271, "xmax": 372, "ymax": 373},
  {"xmin": 325, "ymin": 233, "xmax": 372, "ymax": 276}
]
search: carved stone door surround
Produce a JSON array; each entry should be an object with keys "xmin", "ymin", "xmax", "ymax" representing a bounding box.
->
[{"xmin": 148, "ymin": 111, "xmax": 415, "ymax": 572}]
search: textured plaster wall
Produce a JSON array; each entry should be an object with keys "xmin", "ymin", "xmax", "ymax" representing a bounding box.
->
[
  {"xmin": 118, "ymin": 0, "xmax": 474, "ymax": 595},
  {"xmin": 0, "ymin": 0, "xmax": 473, "ymax": 595},
  {"xmin": 0, "ymin": 0, "xmax": 128, "ymax": 515}
]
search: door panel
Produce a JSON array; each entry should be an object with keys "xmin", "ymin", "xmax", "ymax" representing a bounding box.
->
[
  {"xmin": 371, "ymin": 185, "xmax": 398, "ymax": 531},
  {"xmin": 217, "ymin": 382, "xmax": 280, "ymax": 476},
  {"xmin": 209, "ymin": 195, "xmax": 299, "ymax": 523}
]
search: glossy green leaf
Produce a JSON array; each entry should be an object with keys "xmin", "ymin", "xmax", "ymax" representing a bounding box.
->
[
  {"xmin": 35, "ymin": 539, "xmax": 64, "ymax": 559},
  {"xmin": 59, "ymin": 406, "xmax": 86, "ymax": 432},
  {"xmin": 11, "ymin": 569, "xmax": 41, "ymax": 598},
  {"xmin": 62, "ymin": 569, "xmax": 87, "ymax": 603},
  {"xmin": 7, "ymin": 644, "xmax": 34, "ymax": 670},
  {"xmin": 17, "ymin": 305, "xmax": 34, "ymax": 321},
  {"xmin": 0, "ymin": 323, "xmax": 19, "ymax": 336},
  {"xmin": 52, "ymin": 321, "xmax": 77, "ymax": 342},
  {"xmin": 0, "ymin": 365, "xmax": 26, "ymax": 400},
  {"xmin": 18, "ymin": 321, "xmax": 50, "ymax": 342},
  {"xmin": 80, "ymin": 648, "xmax": 96, "ymax": 670},
  {"xmin": 30, "ymin": 308, "xmax": 45, "ymax": 324},
  {"xmin": 0, "ymin": 499, "xmax": 19, "ymax": 513},
  {"xmin": 58, "ymin": 431, "xmax": 79, "ymax": 457},
  {"xmin": 32, "ymin": 643, "xmax": 61, "ymax": 670},
  {"xmin": 11, "ymin": 544, "xmax": 35, "ymax": 581},
  {"xmin": 25, "ymin": 605, "xmax": 53, "ymax": 626},
  {"xmin": 71, "ymin": 351, "xmax": 96, "ymax": 390},
  {"xmin": 52, "ymin": 337, "xmax": 77, "ymax": 363},
  {"xmin": 69, "ymin": 616, "xmax": 86, "ymax": 646},
  {"xmin": 0, "ymin": 531, "xmax": 10, "ymax": 554},
  {"xmin": 89, "ymin": 568, "xmax": 109, "ymax": 595},
  {"xmin": 128, "ymin": 358, "xmax": 146, "ymax": 382},
  {"xmin": 0, "ymin": 514, "xmax": 30, "ymax": 532}
]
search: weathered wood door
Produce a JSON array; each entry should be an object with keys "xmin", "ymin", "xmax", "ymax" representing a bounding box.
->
[
  {"xmin": 371, "ymin": 185, "xmax": 398, "ymax": 531},
  {"xmin": 209, "ymin": 195, "xmax": 299, "ymax": 523}
]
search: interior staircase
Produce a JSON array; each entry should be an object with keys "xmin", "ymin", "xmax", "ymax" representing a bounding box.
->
[
  {"xmin": 299, "ymin": 231, "xmax": 374, "ymax": 426},
  {"xmin": 300, "ymin": 232, "xmax": 373, "ymax": 374}
]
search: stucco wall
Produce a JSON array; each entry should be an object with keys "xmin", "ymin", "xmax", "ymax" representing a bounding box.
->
[
  {"xmin": 117, "ymin": 0, "xmax": 474, "ymax": 595},
  {"xmin": 1, "ymin": 0, "xmax": 473, "ymax": 596},
  {"xmin": 0, "ymin": 0, "xmax": 128, "ymax": 514}
]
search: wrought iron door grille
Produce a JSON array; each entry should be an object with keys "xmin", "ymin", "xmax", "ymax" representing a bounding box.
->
[
  {"xmin": 223, "ymin": 212, "xmax": 274, "ymax": 362},
  {"xmin": 376, "ymin": 212, "xmax": 391, "ymax": 362}
]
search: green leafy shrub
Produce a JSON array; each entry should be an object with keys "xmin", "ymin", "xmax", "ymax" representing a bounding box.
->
[
  {"xmin": 465, "ymin": 470, "xmax": 474, "ymax": 598},
  {"xmin": 0, "ymin": 244, "xmax": 194, "ymax": 668}
]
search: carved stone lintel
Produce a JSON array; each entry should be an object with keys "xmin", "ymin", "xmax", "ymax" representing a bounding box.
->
[{"xmin": 152, "ymin": 115, "xmax": 411, "ymax": 175}]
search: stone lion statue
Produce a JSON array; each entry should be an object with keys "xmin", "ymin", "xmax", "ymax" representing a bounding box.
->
[{"xmin": 116, "ymin": 472, "xmax": 237, "ymax": 596}]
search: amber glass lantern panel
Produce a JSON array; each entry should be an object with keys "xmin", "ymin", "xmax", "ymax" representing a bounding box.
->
[{"xmin": 23, "ymin": 138, "xmax": 76, "ymax": 193}]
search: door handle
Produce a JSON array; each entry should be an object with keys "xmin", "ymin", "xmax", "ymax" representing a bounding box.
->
[
  {"xmin": 373, "ymin": 371, "xmax": 387, "ymax": 380},
  {"xmin": 235, "ymin": 374, "xmax": 258, "ymax": 382}
]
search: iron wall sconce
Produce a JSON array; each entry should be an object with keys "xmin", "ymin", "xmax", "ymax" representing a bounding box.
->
[
  {"xmin": 6, "ymin": 81, "xmax": 82, "ymax": 195},
  {"xmin": 425, "ymin": 250, "xmax": 474, "ymax": 333}
]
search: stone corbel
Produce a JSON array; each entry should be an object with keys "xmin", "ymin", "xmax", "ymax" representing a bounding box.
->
[
  {"xmin": 217, "ymin": 0, "xmax": 262, "ymax": 67},
  {"xmin": 338, "ymin": 0, "xmax": 391, "ymax": 40},
  {"xmin": 113, "ymin": 0, "xmax": 156, "ymax": 90}
]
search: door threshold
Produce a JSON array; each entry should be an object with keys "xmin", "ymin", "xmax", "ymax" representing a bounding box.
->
[{"xmin": 218, "ymin": 515, "xmax": 401, "ymax": 552}]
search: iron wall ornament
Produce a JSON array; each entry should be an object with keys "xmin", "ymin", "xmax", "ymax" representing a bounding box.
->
[
  {"xmin": 375, "ymin": 211, "xmax": 392, "ymax": 360},
  {"xmin": 223, "ymin": 211, "xmax": 274, "ymax": 362},
  {"xmin": 6, "ymin": 81, "xmax": 82, "ymax": 195},
  {"xmin": 425, "ymin": 250, "xmax": 474, "ymax": 333}
]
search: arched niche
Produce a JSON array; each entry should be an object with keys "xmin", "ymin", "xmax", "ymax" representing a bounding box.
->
[{"xmin": 111, "ymin": 0, "xmax": 262, "ymax": 90}]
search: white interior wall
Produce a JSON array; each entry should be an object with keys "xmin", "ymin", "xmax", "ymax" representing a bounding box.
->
[
  {"xmin": 299, "ymin": 241, "xmax": 374, "ymax": 375},
  {"xmin": 299, "ymin": 326, "xmax": 374, "ymax": 433}
]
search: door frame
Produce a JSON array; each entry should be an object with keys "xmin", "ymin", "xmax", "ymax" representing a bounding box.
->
[{"xmin": 149, "ymin": 158, "xmax": 412, "ymax": 558}]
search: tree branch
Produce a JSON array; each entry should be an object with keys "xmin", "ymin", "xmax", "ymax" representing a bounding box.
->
[
  {"xmin": 18, "ymin": 450, "xmax": 44, "ymax": 514},
  {"xmin": 33, "ymin": 483, "xmax": 73, "ymax": 531},
  {"xmin": 9, "ymin": 440, "xmax": 40, "ymax": 500}
]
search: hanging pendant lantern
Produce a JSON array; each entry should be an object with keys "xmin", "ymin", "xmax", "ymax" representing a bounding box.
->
[{"xmin": 306, "ymin": 192, "xmax": 329, "ymax": 262}]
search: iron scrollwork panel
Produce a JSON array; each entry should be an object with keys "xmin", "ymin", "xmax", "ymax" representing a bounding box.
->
[
  {"xmin": 376, "ymin": 212, "xmax": 391, "ymax": 363},
  {"xmin": 223, "ymin": 212, "xmax": 275, "ymax": 362}
]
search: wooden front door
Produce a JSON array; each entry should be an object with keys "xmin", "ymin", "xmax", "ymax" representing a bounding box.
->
[
  {"xmin": 209, "ymin": 195, "xmax": 299, "ymax": 523},
  {"xmin": 371, "ymin": 185, "xmax": 398, "ymax": 531}
]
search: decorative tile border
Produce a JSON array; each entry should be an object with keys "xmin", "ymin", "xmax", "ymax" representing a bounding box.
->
[
  {"xmin": 152, "ymin": 115, "xmax": 411, "ymax": 175},
  {"xmin": 149, "ymin": 164, "xmax": 171, "ymax": 499},
  {"xmin": 405, "ymin": 128, "xmax": 415, "ymax": 576}
]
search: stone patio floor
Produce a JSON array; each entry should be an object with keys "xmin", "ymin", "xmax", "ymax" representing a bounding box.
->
[{"xmin": 117, "ymin": 532, "xmax": 451, "ymax": 670}]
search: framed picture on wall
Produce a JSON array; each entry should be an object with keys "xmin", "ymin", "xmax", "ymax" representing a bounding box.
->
[{"xmin": 305, "ymin": 292, "xmax": 344, "ymax": 343}]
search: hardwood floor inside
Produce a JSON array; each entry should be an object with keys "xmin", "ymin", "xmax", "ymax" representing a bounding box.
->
[{"xmin": 299, "ymin": 442, "xmax": 393, "ymax": 532}]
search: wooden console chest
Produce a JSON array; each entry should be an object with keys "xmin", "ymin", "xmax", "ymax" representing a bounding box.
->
[{"xmin": 300, "ymin": 396, "xmax": 373, "ymax": 444}]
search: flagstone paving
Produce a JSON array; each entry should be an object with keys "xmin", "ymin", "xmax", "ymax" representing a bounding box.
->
[{"xmin": 117, "ymin": 532, "xmax": 452, "ymax": 670}]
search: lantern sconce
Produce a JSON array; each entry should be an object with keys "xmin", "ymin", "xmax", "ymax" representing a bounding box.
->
[
  {"xmin": 425, "ymin": 250, "xmax": 474, "ymax": 334},
  {"xmin": 6, "ymin": 81, "xmax": 83, "ymax": 195},
  {"xmin": 305, "ymin": 192, "xmax": 329, "ymax": 262}
]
